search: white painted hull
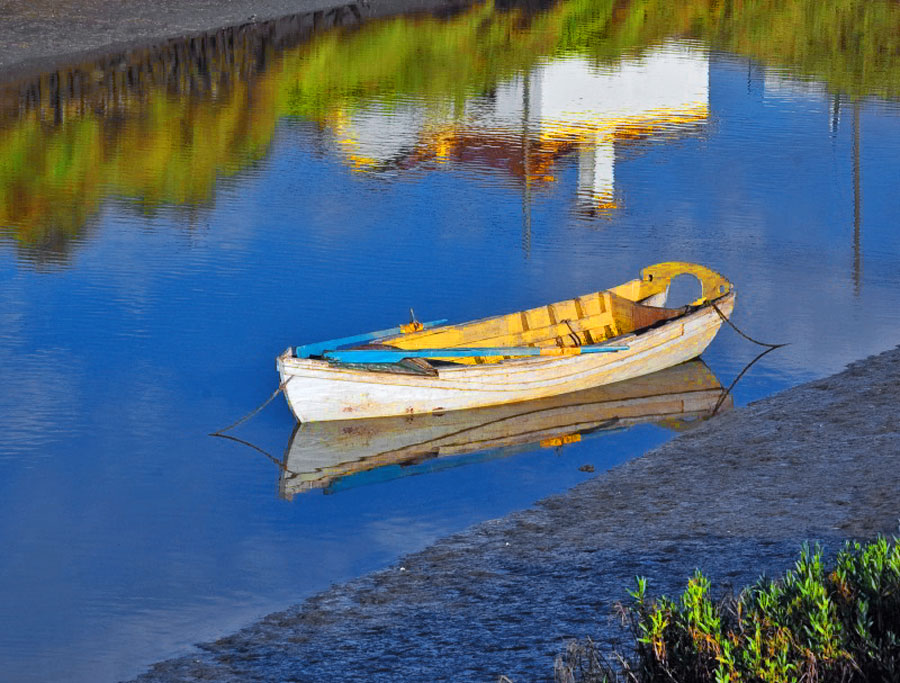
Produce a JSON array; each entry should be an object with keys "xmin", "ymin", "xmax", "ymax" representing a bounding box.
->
[{"xmin": 277, "ymin": 292, "xmax": 734, "ymax": 422}]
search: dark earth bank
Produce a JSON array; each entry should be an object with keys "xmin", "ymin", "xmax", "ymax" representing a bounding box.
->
[{"xmin": 0, "ymin": 0, "xmax": 472, "ymax": 80}]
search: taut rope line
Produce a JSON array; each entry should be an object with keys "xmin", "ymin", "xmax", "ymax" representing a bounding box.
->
[
  {"xmin": 711, "ymin": 301, "xmax": 787, "ymax": 350},
  {"xmin": 210, "ymin": 377, "xmax": 293, "ymax": 437},
  {"xmin": 709, "ymin": 299, "xmax": 789, "ymax": 415}
]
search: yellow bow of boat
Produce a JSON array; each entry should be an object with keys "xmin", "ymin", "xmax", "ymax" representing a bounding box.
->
[{"xmin": 277, "ymin": 261, "xmax": 735, "ymax": 422}]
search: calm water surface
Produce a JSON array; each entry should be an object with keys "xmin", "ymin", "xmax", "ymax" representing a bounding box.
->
[{"xmin": 1, "ymin": 1, "xmax": 899, "ymax": 680}]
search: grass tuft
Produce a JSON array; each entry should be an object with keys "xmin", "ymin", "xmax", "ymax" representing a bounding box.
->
[{"xmin": 554, "ymin": 537, "xmax": 900, "ymax": 683}]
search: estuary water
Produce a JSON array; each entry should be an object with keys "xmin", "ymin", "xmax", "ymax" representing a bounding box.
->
[{"xmin": 1, "ymin": 1, "xmax": 899, "ymax": 680}]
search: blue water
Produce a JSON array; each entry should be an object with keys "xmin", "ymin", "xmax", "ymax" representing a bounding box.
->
[{"xmin": 1, "ymin": 13, "xmax": 900, "ymax": 683}]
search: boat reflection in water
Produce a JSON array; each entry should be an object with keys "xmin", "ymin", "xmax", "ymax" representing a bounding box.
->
[{"xmin": 279, "ymin": 359, "xmax": 731, "ymax": 498}]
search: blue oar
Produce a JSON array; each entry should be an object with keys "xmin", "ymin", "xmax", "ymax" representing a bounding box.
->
[
  {"xmin": 323, "ymin": 344, "xmax": 629, "ymax": 363},
  {"xmin": 295, "ymin": 319, "xmax": 448, "ymax": 358}
]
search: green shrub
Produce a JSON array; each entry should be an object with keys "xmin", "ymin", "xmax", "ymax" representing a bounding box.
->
[{"xmin": 555, "ymin": 538, "xmax": 900, "ymax": 683}]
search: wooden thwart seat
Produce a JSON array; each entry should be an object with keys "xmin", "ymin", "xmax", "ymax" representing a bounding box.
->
[{"xmin": 382, "ymin": 291, "xmax": 686, "ymax": 364}]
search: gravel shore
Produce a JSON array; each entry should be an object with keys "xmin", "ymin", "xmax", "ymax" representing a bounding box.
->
[{"xmin": 132, "ymin": 348, "xmax": 900, "ymax": 681}]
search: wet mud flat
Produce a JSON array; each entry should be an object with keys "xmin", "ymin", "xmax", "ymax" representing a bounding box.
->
[{"xmin": 134, "ymin": 346, "xmax": 900, "ymax": 682}]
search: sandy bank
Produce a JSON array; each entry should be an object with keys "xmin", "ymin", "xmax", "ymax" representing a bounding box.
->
[
  {"xmin": 132, "ymin": 347, "xmax": 900, "ymax": 681},
  {"xmin": 0, "ymin": 0, "xmax": 466, "ymax": 80}
]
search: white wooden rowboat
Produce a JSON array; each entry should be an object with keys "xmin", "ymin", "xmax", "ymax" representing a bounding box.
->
[
  {"xmin": 279, "ymin": 359, "xmax": 731, "ymax": 497},
  {"xmin": 277, "ymin": 262, "xmax": 735, "ymax": 422}
]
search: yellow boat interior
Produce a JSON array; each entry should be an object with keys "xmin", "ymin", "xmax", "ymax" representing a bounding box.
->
[{"xmin": 379, "ymin": 262, "xmax": 733, "ymax": 365}]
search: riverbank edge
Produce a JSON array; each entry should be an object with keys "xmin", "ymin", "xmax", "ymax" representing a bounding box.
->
[
  {"xmin": 0, "ymin": 0, "xmax": 472, "ymax": 82},
  {"xmin": 134, "ymin": 346, "xmax": 900, "ymax": 681}
]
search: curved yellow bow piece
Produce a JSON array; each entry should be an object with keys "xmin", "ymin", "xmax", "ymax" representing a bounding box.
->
[{"xmin": 640, "ymin": 261, "xmax": 733, "ymax": 305}]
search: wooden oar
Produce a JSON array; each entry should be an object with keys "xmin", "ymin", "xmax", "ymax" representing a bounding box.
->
[
  {"xmin": 323, "ymin": 344, "xmax": 629, "ymax": 363},
  {"xmin": 295, "ymin": 319, "xmax": 448, "ymax": 358}
]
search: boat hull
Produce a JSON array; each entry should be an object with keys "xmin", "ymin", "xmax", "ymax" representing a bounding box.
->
[{"xmin": 278, "ymin": 292, "xmax": 734, "ymax": 422}]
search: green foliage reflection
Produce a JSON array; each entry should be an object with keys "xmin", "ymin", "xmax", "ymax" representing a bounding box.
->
[{"xmin": 0, "ymin": 0, "xmax": 897, "ymax": 254}]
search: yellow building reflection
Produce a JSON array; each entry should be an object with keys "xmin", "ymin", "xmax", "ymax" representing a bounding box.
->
[{"xmin": 328, "ymin": 41, "xmax": 708, "ymax": 215}]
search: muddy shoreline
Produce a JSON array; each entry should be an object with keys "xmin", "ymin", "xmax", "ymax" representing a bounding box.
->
[{"xmin": 132, "ymin": 348, "xmax": 900, "ymax": 681}]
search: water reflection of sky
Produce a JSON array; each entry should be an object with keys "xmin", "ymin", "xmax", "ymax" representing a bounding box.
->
[{"xmin": 1, "ymin": 22, "xmax": 899, "ymax": 683}]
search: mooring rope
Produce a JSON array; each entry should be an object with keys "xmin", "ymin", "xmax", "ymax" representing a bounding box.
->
[
  {"xmin": 210, "ymin": 432, "xmax": 284, "ymax": 469},
  {"xmin": 711, "ymin": 301, "xmax": 788, "ymax": 350},
  {"xmin": 712, "ymin": 345, "xmax": 780, "ymax": 415},
  {"xmin": 708, "ymin": 300, "xmax": 789, "ymax": 415},
  {"xmin": 210, "ymin": 376, "xmax": 293, "ymax": 437}
]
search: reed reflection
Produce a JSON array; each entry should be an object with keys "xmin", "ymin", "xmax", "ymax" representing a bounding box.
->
[
  {"xmin": 278, "ymin": 360, "xmax": 731, "ymax": 498},
  {"xmin": 0, "ymin": 7, "xmax": 366, "ymax": 260}
]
